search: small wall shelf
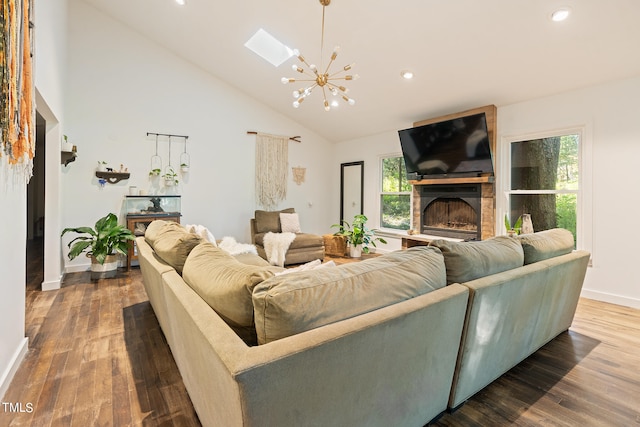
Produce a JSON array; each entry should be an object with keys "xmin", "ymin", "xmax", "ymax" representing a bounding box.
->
[
  {"xmin": 61, "ymin": 151, "xmax": 77, "ymax": 167},
  {"xmin": 95, "ymin": 171, "xmax": 130, "ymax": 184}
]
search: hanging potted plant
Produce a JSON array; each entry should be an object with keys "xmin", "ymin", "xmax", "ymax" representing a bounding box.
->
[
  {"xmin": 61, "ymin": 213, "xmax": 135, "ymax": 280},
  {"xmin": 331, "ymin": 214, "xmax": 387, "ymax": 258},
  {"xmin": 148, "ymin": 168, "xmax": 161, "ymax": 178},
  {"xmin": 162, "ymin": 167, "xmax": 178, "ymax": 186},
  {"xmin": 180, "ymin": 162, "xmax": 190, "ymax": 173}
]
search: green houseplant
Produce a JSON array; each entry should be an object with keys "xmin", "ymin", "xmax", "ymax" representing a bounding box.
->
[
  {"xmin": 61, "ymin": 213, "xmax": 135, "ymax": 279},
  {"xmin": 331, "ymin": 214, "xmax": 387, "ymax": 257},
  {"xmin": 162, "ymin": 166, "xmax": 179, "ymax": 186},
  {"xmin": 504, "ymin": 214, "xmax": 523, "ymax": 236}
]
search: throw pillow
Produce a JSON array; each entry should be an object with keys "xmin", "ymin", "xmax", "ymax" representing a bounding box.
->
[
  {"xmin": 185, "ymin": 224, "xmax": 217, "ymax": 246},
  {"xmin": 279, "ymin": 212, "xmax": 301, "ymax": 233},
  {"xmin": 182, "ymin": 242, "xmax": 281, "ymax": 345},
  {"xmin": 254, "ymin": 208, "xmax": 295, "ymax": 234},
  {"xmin": 517, "ymin": 228, "xmax": 575, "ymax": 264},
  {"xmin": 429, "ymin": 236, "xmax": 524, "ymax": 285}
]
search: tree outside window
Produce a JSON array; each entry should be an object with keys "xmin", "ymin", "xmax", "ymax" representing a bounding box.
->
[
  {"xmin": 380, "ymin": 156, "xmax": 411, "ymax": 230},
  {"xmin": 508, "ymin": 134, "xmax": 579, "ymax": 245}
]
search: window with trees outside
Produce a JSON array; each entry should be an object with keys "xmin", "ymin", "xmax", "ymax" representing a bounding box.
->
[
  {"xmin": 380, "ymin": 156, "xmax": 411, "ymax": 230},
  {"xmin": 508, "ymin": 133, "xmax": 579, "ymax": 246}
]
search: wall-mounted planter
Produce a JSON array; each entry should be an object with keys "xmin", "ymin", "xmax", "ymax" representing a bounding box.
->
[{"xmin": 95, "ymin": 171, "xmax": 131, "ymax": 184}]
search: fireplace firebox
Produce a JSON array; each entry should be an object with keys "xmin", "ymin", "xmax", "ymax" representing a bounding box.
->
[{"xmin": 419, "ymin": 185, "xmax": 482, "ymax": 240}]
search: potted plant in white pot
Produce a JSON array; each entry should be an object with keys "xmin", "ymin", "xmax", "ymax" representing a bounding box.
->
[
  {"xmin": 163, "ymin": 167, "xmax": 178, "ymax": 186},
  {"xmin": 61, "ymin": 213, "xmax": 135, "ymax": 280},
  {"xmin": 331, "ymin": 214, "xmax": 387, "ymax": 258}
]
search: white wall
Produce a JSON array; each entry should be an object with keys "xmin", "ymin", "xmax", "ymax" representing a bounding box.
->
[
  {"xmin": 0, "ymin": 0, "xmax": 68, "ymax": 397},
  {"xmin": 336, "ymin": 76, "xmax": 640, "ymax": 308},
  {"xmin": 0, "ymin": 181, "xmax": 29, "ymax": 399},
  {"xmin": 62, "ymin": 2, "xmax": 334, "ymax": 271}
]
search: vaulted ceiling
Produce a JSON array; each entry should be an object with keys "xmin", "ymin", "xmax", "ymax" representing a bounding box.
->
[{"xmin": 80, "ymin": 0, "xmax": 640, "ymax": 142}]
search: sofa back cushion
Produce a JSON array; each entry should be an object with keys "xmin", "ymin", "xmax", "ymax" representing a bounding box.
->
[
  {"xmin": 145, "ymin": 220, "xmax": 201, "ymax": 274},
  {"xmin": 252, "ymin": 246, "xmax": 447, "ymax": 345},
  {"xmin": 429, "ymin": 236, "xmax": 524, "ymax": 284},
  {"xmin": 182, "ymin": 242, "xmax": 281, "ymax": 345},
  {"xmin": 254, "ymin": 208, "xmax": 295, "ymax": 234},
  {"xmin": 518, "ymin": 228, "xmax": 575, "ymax": 264}
]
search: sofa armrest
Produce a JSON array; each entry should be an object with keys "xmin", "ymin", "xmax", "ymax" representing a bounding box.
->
[{"xmin": 449, "ymin": 250, "xmax": 590, "ymax": 408}]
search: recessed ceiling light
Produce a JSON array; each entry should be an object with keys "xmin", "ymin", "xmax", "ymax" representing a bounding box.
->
[
  {"xmin": 401, "ymin": 70, "xmax": 414, "ymax": 80},
  {"xmin": 551, "ymin": 7, "xmax": 570, "ymax": 22},
  {"xmin": 245, "ymin": 28, "xmax": 293, "ymax": 67},
  {"xmin": 175, "ymin": 0, "xmax": 186, "ymax": 5}
]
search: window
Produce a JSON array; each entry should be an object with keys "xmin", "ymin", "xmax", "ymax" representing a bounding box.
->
[
  {"xmin": 507, "ymin": 133, "xmax": 580, "ymax": 246},
  {"xmin": 380, "ymin": 156, "xmax": 411, "ymax": 230}
]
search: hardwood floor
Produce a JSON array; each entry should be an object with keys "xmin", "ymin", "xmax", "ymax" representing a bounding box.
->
[{"xmin": 3, "ymin": 245, "xmax": 640, "ymax": 426}]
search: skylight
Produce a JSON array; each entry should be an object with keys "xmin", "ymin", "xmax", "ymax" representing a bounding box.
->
[{"xmin": 244, "ymin": 29, "xmax": 293, "ymax": 67}]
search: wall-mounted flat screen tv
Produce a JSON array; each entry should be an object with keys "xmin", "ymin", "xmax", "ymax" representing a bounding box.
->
[{"xmin": 398, "ymin": 112, "xmax": 494, "ymax": 180}]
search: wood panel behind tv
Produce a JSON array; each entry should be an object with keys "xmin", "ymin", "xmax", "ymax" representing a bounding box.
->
[{"xmin": 412, "ymin": 104, "xmax": 497, "ymax": 169}]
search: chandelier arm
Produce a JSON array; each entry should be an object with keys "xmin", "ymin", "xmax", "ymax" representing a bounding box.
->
[
  {"xmin": 325, "ymin": 82, "xmax": 345, "ymax": 93},
  {"xmin": 287, "ymin": 78, "xmax": 318, "ymax": 83}
]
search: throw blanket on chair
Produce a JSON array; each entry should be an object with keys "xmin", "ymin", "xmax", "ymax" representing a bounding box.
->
[
  {"xmin": 263, "ymin": 232, "xmax": 296, "ymax": 267},
  {"xmin": 219, "ymin": 236, "xmax": 258, "ymax": 256}
]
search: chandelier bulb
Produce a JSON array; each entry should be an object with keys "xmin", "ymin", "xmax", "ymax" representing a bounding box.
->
[
  {"xmin": 293, "ymin": 90, "xmax": 300, "ymax": 98},
  {"xmin": 331, "ymin": 88, "xmax": 338, "ymax": 96},
  {"xmin": 293, "ymin": 101, "xmax": 300, "ymax": 108},
  {"xmin": 348, "ymin": 98, "xmax": 356, "ymax": 106},
  {"xmin": 343, "ymin": 63, "xmax": 354, "ymax": 71},
  {"xmin": 324, "ymin": 100, "xmax": 330, "ymax": 111},
  {"xmin": 282, "ymin": 77, "xmax": 295, "ymax": 84},
  {"xmin": 310, "ymin": 64, "xmax": 317, "ymax": 71}
]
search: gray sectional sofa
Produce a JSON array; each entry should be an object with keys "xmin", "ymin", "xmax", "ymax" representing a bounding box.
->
[{"xmin": 136, "ymin": 221, "xmax": 590, "ymax": 426}]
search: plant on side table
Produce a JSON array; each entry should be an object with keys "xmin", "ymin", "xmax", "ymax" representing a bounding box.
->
[
  {"xmin": 331, "ymin": 214, "xmax": 387, "ymax": 258},
  {"xmin": 61, "ymin": 213, "xmax": 135, "ymax": 280}
]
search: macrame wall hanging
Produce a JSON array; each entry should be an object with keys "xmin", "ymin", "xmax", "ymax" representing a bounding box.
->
[
  {"xmin": 1, "ymin": 0, "xmax": 35, "ymax": 185},
  {"xmin": 253, "ymin": 132, "xmax": 292, "ymax": 210}
]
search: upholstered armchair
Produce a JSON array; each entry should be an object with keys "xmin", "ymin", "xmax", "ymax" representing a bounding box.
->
[{"xmin": 250, "ymin": 208, "xmax": 324, "ymax": 266}]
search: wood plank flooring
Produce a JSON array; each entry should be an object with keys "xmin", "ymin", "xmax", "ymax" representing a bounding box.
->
[{"xmin": 2, "ymin": 241, "xmax": 640, "ymax": 426}]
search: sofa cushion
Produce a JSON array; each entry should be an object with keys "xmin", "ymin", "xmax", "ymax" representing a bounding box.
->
[
  {"xmin": 146, "ymin": 221, "xmax": 201, "ymax": 274},
  {"xmin": 518, "ymin": 228, "xmax": 575, "ymax": 264},
  {"xmin": 182, "ymin": 242, "xmax": 281, "ymax": 345},
  {"xmin": 144, "ymin": 219, "xmax": 176, "ymax": 247},
  {"xmin": 254, "ymin": 208, "xmax": 295, "ymax": 234},
  {"xmin": 429, "ymin": 236, "xmax": 524, "ymax": 285},
  {"xmin": 252, "ymin": 246, "xmax": 446, "ymax": 344}
]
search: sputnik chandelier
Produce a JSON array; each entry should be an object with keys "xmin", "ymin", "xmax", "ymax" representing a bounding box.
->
[{"xmin": 281, "ymin": 0, "xmax": 358, "ymax": 111}]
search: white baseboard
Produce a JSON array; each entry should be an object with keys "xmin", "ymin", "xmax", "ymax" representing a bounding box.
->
[
  {"xmin": 581, "ymin": 288, "xmax": 640, "ymax": 309},
  {"xmin": 41, "ymin": 275, "xmax": 62, "ymax": 291},
  {"xmin": 0, "ymin": 337, "xmax": 28, "ymax": 400}
]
